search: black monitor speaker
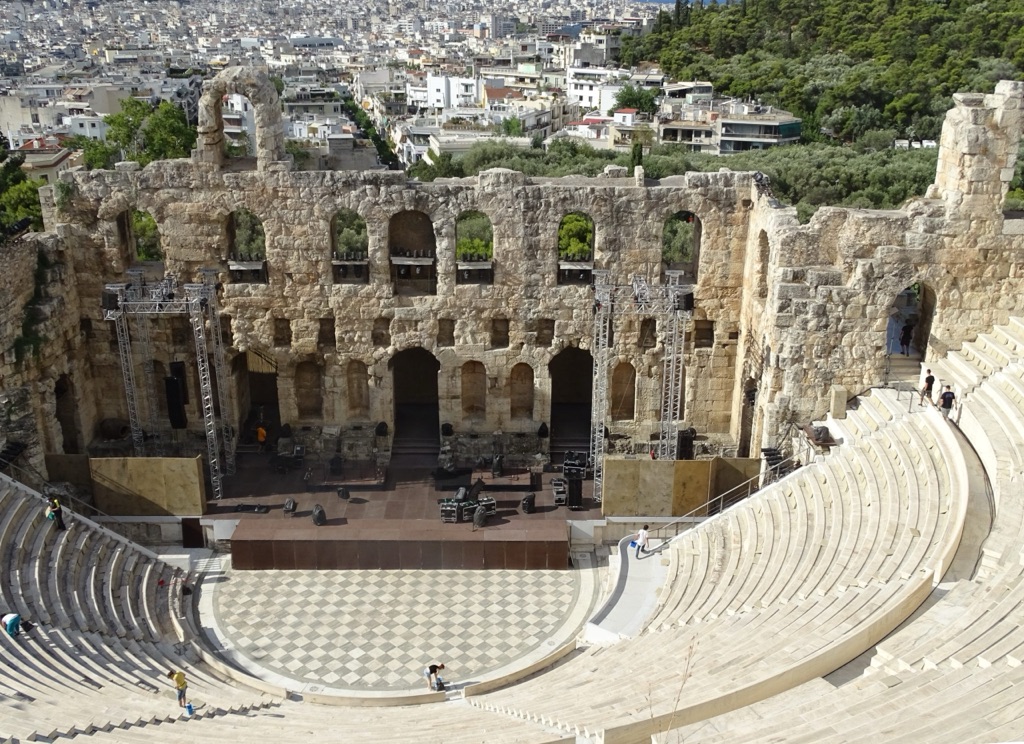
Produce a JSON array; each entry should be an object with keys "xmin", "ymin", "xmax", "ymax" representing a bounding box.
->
[
  {"xmin": 164, "ymin": 376, "xmax": 187, "ymax": 429},
  {"xmin": 101, "ymin": 290, "xmax": 120, "ymax": 311}
]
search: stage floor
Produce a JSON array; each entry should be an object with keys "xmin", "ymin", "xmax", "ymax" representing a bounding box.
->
[{"xmin": 210, "ymin": 452, "xmax": 598, "ymax": 570}]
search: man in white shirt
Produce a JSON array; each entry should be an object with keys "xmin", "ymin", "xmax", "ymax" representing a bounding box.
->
[{"xmin": 634, "ymin": 525, "xmax": 650, "ymax": 559}]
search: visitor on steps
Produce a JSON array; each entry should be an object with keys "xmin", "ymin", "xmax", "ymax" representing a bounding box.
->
[
  {"xmin": 920, "ymin": 369, "xmax": 935, "ymax": 406},
  {"xmin": 167, "ymin": 669, "xmax": 188, "ymax": 708},
  {"xmin": 899, "ymin": 322, "xmax": 914, "ymax": 356},
  {"xmin": 45, "ymin": 496, "xmax": 66, "ymax": 532},
  {"xmin": 939, "ymin": 386, "xmax": 957, "ymax": 419},
  {"xmin": 634, "ymin": 525, "xmax": 650, "ymax": 558}
]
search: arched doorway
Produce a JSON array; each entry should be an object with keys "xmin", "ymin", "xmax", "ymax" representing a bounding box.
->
[
  {"xmin": 54, "ymin": 374, "xmax": 80, "ymax": 454},
  {"xmin": 886, "ymin": 282, "xmax": 936, "ymax": 382},
  {"xmin": 239, "ymin": 349, "xmax": 280, "ymax": 441},
  {"xmin": 390, "ymin": 348, "xmax": 440, "ymax": 458},
  {"xmin": 548, "ymin": 347, "xmax": 593, "ymax": 462}
]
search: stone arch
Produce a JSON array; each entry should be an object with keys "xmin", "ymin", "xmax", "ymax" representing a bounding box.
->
[
  {"xmin": 455, "ymin": 210, "xmax": 493, "ymax": 260},
  {"xmin": 346, "ymin": 359, "xmax": 370, "ymax": 417},
  {"xmin": 195, "ymin": 66, "xmax": 285, "ymax": 169},
  {"xmin": 461, "ymin": 361, "xmax": 487, "ymax": 418},
  {"xmin": 662, "ymin": 210, "xmax": 701, "ymax": 281},
  {"xmin": 886, "ymin": 281, "xmax": 937, "ymax": 362},
  {"xmin": 510, "ymin": 363, "xmax": 534, "ymax": 420},
  {"xmin": 610, "ymin": 361, "xmax": 636, "ymax": 421},
  {"xmin": 132, "ymin": 209, "xmax": 161, "ymax": 260},
  {"xmin": 227, "ymin": 208, "xmax": 266, "ymax": 260},
  {"xmin": 332, "ymin": 208, "xmax": 368, "ymax": 258},
  {"xmin": 294, "ymin": 360, "xmax": 324, "ymax": 419},
  {"xmin": 390, "ymin": 210, "xmax": 437, "ymax": 294},
  {"xmin": 389, "ymin": 210, "xmax": 436, "ymax": 257}
]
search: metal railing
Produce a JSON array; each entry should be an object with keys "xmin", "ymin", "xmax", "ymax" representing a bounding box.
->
[{"xmin": 650, "ymin": 451, "xmax": 803, "ymax": 543}]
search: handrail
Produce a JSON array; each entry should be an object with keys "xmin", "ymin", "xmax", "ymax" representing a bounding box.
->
[
  {"xmin": 0, "ymin": 468, "xmax": 161, "ymax": 561},
  {"xmin": 650, "ymin": 451, "xmax": 802, "ymax": 542},
  {"xmin": 1, "ymin": 458, "xmax": 119, "ymax": 521}
]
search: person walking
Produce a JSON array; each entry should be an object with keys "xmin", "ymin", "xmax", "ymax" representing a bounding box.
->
[
  {"xmin": 45, "ymin": 496, "xmax": 66, "ymax": 532},
  {"xmin": 423, "ymin": 662, "xmax": 445, "ymax": 690},
  {"xmin": 920, "ymin": 369, "xmax": 936, "ymax": 406},
  {"xmin": 634, "ymin": 524, "xmax": 650, "ymax": 559},
  {"xmin": 939, "ymin": 385, "xmax": 957, "ymax": 419},
  {"xmin": 167, "ymin": 669, "xmax": 188, "ymax": 708},
  {"xmin": 899, "ymin": 322, "xmax": 914, "ymax": 356},
  {"xmin": 256, "ymin": 423, "xmax": 268, "ymax": 452}
]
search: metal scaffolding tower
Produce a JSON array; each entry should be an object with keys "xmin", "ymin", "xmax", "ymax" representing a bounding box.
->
[
  {"xmin": 103, "ymin": 272, "xmax": 236, "ymax": 499},
  {"xmin": 590, "ymin": 271, "xmax": 692, "ymax": 503}
]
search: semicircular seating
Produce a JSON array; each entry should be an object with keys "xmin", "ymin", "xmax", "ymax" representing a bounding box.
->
[
  {"xmin": 659, "ymin": 316, "xmax": 1024, "ymax": 743},
  {"xmin": 462, "ymin": 386, "xmax": 968, "ymax": 742}
]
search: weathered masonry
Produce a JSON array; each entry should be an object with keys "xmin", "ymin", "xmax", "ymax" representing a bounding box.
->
[{"xmin": 1, "ymin": 67, "xmax": 1022, "ymax": 480}]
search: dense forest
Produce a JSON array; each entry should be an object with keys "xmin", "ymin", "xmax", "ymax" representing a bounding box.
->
[{"xmin": 620, "ymin": 0, "xmax": 1024, "ymax": 141}]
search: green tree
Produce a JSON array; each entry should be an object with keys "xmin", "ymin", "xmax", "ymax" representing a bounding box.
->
[
  {"xmin": 332, "ymin": 208, "xmax": 368, "ymax": 256},
  {"xmin": 131, "ymin": 210, "xmax": 161, "ymax": 260},
  {"xmin": 456, "ymin": 211, "xmax": 494, "ymax": 259},
  {"xmin": 0, "ymin": 178, "xmax": 43, "ymax": 231},
  {"xmin": 500, "ymin": 117, "xmax": 523, "ymax": 137},
  {"xmin": 611, "ymin": 84, "xmax": 659, "ymax": 115},
  {"xmin": 0, "ymin": 141, "xmax": 42, "ymax": 235},
  {"xmin": 65, "ymin": 135, "xmax": 119, "ymax": 170},
  {"xmin": 101, "ymin": 98, "xmax": 197, "ymax": 166},
  {"xmin": 629, "ymin": 141, "xmax": 644, "ymax": 172},
  {"xmin": 662, "ymin": 212, "xmax": 695, "ymax": 266},
  {"xmin": 285, "ymin": 139, "xmax": 314, "ymax": 169},
  {"xmin": 557, "ymin": 213, "xmax": 594, "ymax": 260},
  {"xmin": 230, "ymin": 208, "xmax": 266, "ymax": 260},
  {"xmin": 270, "ymin": 76, "xmax": 285, "ymax": 96}
]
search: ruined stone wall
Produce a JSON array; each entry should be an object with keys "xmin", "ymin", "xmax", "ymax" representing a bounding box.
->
[{"xmin": 5, "ymin": 68, "xmax": 1024, "ymax": 475}]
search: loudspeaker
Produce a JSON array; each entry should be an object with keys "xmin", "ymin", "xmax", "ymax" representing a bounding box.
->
[
  {"xmin": 101, "ymin": 290, "xmax": 120, "ymax": 311},
  {"xmin": 677, "ymin": 429, "xmax": 695, "ymax": 460},
  {"xmin": 681, "ymin": 293, "xmax": 695, "ymax": 312},
  {"xmin": 567, "ymin": 479, "xmax": 583, "ymax": 509},
  {"xmin": 164, "ymin": 376, "xmax": 187, "ymax": 429},
  {"xmin": 169, "ymin": 361, "xmax": 189, "ymax": 404},
  {"xmin": 529, "ymin": 470, "xmax": 542, "ymax": 490},
  {"xmin": 521, "ymin": 492, "xmax": 536, "ymax": 514}
]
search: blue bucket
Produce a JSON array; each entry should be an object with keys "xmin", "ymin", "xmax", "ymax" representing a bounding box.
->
[{"xmin": 185, "ymin": 703, "xmax": 194, "ymax": 716}]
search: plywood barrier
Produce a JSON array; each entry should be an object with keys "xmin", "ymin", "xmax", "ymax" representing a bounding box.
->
[{"xmin": 90, "ymin": 455, "xmax": 207, "ymax": 516}]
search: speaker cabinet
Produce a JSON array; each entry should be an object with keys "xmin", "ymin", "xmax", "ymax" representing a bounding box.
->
[
  {"xmin": 681, "ymin": 293, "xmax": 695, "ymax": 312},
  {"xmin": 165, "ymin": 376, "xmax": 187, "ymax": 429},
  {"xmin": 169, "ymin": 360, "xmax": 189, "ymax": 404},
  {"xmin": 567, "ymin": 479, "xmax": 583, "ymax": 509}
]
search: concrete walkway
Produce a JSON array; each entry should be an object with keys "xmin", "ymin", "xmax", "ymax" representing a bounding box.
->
[{"xmin": 583, "ymin": 534, "xmax": 669, "ymax": 642}]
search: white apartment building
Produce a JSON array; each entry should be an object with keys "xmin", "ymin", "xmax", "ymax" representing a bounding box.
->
[
  {"xmin": 565, "ymin": 66, "xmax": 630, "ymax": 111},
  {"xmin": 67, "ymin": 114, "xmax": 108, "ymax": 141},
  {"xmin": 427, "ymin": 74, "xmax": 480, "ymax": 110}
]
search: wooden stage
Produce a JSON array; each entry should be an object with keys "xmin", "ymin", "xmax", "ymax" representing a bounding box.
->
[{"xmin": 210, "ymin": 453, "xmax": 598, "ymax": 570}]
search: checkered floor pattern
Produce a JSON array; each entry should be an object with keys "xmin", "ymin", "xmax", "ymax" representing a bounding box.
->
[{"xmin": 211, "ymin": 568, "xmax": 581, "ymax": 690}]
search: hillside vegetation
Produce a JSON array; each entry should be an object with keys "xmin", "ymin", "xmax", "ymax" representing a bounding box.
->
[{"xmin": 621, "ymin": 0, "xmax": 1024, "ymax": 141}]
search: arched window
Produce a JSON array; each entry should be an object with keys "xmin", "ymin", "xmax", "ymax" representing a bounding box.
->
[
  {"xmin": 132, "ymin": 210, "xmax": 161, "ymax": 260},
  {"xmin": 332, "ymin": 208, "xmax": 368, "ymax": 258},
  {"xmin": 346, "ymin": 360, "xmax": 369, "ymax": 416},
  {"xmin": 510, "ymin": 363, "xmax": 534, "ymax": 419},
  {"xmin": 389, "ymin": 210, "xmax": 436, "ymax": 294},
  {"xmin": 557, "ymin": 211, "xmax": 594, "ymax": 285},
  {"xmin": 663, "ymin": 211, "xmax": 701, "ymax": 281},
  {"xmin": 228, "ymin": 208, "xmax": 266, "ymax": 260},
  {"xmin": 295, "ymin": 361, "xmax": 323, "ymax": 419},
  {"xmin": 611, "ymin": 362, "xmax": 636, "ymax": 420},
  {"xmin": 461, "ymin": 361, "xmax": 487, "ymax": 418},
  {"xmin": 456, "ymin": 210, "xmax": 494, "ymax": 285}
]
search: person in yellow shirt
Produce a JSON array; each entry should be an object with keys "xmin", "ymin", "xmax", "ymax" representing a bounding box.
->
[{"xmin": 167, "ymin": 669, "xmax": 187, "ymax": 708}]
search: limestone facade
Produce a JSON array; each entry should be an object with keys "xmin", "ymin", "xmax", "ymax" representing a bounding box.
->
[{"xmin": 0, "ymin": 68, "xmax": 1022, "ymax": 480}]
